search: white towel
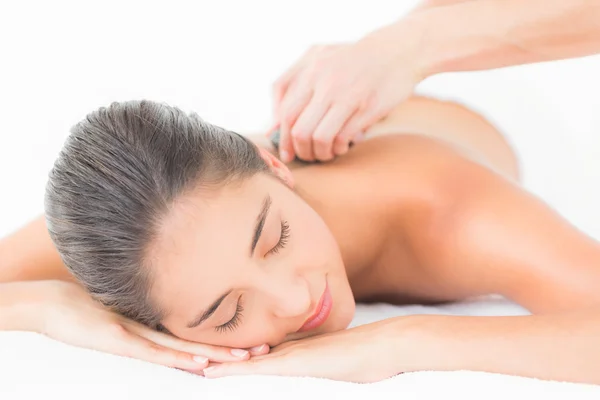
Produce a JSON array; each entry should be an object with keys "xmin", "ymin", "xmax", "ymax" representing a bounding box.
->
[{"xmin": 2, "ymin": 297, "xmax": 598, "ymax": 400}]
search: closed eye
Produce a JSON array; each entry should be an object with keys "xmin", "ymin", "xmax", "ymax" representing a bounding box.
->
[
  {"xmin": 215, "ymin": 296, "xmax": 244, "ymax": 333},
  {"xmin": 268, "ymin": 220, "xmax": 290, "ymax": 255}
]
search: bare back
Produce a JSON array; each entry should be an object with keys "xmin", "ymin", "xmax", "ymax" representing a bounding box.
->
[{"xmin": 272, "ymin": 96, "xmax": 521, "ymax": 304}]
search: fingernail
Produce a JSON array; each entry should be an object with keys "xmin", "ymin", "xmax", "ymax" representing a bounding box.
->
[
  {"xmin": 203, "ymin": 366, "xmax": 218, "ymax": 377},
  {"xmin": 250, "ymin": 344, "xmax": 265, "ymax": 352},
  {"xmin": 193, "ymin": 356, "xmax": 208, "ymax": 364},
  {"xmin": 230, "ymin": 349, "xmax": 248, "ymax": 358},
  {"xmin": 280, "ymin": 150, "xmax": 290, "ymax": 162}
]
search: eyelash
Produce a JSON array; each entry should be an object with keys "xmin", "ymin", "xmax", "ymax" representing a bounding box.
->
[
  {"xmin": 215, "ymin": 297, "xmax": 244, "ymax": 333},
  {"xmin": 214, "ymin": 221, "xmax": 291, "ymax": 334},
  {"xmin": 267, "ymin": 220, "xmax": 290, "ymax": 255}
]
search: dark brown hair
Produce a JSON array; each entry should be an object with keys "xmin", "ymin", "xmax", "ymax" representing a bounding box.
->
[{"xmin": 44, "ymin": 100, "xmax": 268, "ymax": 329}]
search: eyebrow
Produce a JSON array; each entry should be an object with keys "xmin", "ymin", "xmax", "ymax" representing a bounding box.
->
[
  {"xmin": 186, "ymin": 195, "xmax": 272, "ymax": 329},
  {"xmin": 250, "ymin": 195, "xmax": 272, "ymax": 256},
  {"xmin": 187, "ymin": 289, "xmax": 233, "ymax": 329}
]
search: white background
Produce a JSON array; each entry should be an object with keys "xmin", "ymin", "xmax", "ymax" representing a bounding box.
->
[
  {"xmin": 1, "ymin": 0, "xmax": 600, "ymax": 238},
  {"xmin": 2, "ymin": 1, "xmax": 600, "ymax": 398}
]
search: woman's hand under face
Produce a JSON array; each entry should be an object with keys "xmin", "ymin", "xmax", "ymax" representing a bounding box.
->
[
  {"xmin": 37, "ymin": 280, "xmax": 269, "ymax": 374},
  {"xmin": 202, "ymin": 318, "xmax": 407, "ymax": 383}
]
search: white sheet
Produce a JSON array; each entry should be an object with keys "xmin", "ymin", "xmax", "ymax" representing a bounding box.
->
[
  {"xmin": 2, "ymin": 297, "xmax": 599, "ymax": 400},
  {"xmin": 2, "ymin": 1, "xmax": 600, "ymax": 398}
]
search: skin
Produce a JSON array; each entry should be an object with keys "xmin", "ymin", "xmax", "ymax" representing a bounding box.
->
[
  {"xmin": 2, "ymin": 96, "xmax": 600, "ymax": 382},
  {"xmin": 273, "ymin": 0, "xmax": 600, "ymax": 162},
  {"xmin": 152, "ymin": 160, "xmax": 356, "ymax": 348},
  {"xmin": 154, "ymin": 95, "xmax": 521, "ymax": 350}
]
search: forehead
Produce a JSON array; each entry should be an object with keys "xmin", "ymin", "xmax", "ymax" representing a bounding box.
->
[
  {"xmin": 147, "ymin": 174, "xmax": 274, "ymax": 312},
  {"xmin": 153, "ymin": 176, "xmax": 265, "ymax": 268}
]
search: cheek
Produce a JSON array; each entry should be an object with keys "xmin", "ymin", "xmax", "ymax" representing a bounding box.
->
[
  {"xmin": 294, "ymin": 210, "xmax": 354, "ymax": 332},
  {"xmin": 293, "ymin": 208, "xmax": 339, "ymax": 259},
  {"xmin": 303, "ymin": 227, "xmax": 342, "ymax": 275}
]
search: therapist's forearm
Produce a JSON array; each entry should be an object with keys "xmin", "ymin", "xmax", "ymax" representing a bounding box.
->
[
  {"xmin": 398, "ymin": 312, "xmax": 600, "ymax": 384},
  {"xmin": 406, "ymin": 0, "xmax": 600, "ymax": 77}
]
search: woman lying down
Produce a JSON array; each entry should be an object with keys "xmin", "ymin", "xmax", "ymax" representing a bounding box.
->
[{"xmin": 1, "ymin": 96, "xmax": 600, "ymax": 384}]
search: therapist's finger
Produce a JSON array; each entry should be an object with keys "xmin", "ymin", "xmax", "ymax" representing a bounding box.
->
[
  {"xmin": 333, "ymin": 108, "xmax": 385, "ymax": 155},
  {"xmin": 312, "ymin": 103, "xmax": 356, "ymax": 161},
  {"xmin": 290, "ymin": 96, "xmax": 330, "ymax": 162},
  {"xmin": 273, "ymin": 72, "xmax": 299, "ymax": 119},
  {"xmin": 278, "ymin": 82, "xmax": 313, "ymax": 162},
  {"xmin": 292, "ymin": 130, "xmax": 315, "ymax": 162},
  {"xmin": 272, "ymin": 47, "xmax": 320, "ymax": 119}
]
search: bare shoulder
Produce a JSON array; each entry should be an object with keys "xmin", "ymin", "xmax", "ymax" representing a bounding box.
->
[
  {"xmin": 336, "ymin": 133, "xmax": 600, "ymax": 309},
  {"xmin": 299, "ymin": 133, "xmax": 513, "ymax": 301},
  {"xmin": 294, "ymin": 133, "xmax": 497, "ymax": 243},
  {"xmin": 319, "ymin": 134, "xmax": 493, "ymax": 209}
]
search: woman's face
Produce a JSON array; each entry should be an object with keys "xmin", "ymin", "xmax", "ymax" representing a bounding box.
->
[{"xmin": 150, "ymin": 157, "xmax": 355, "ymax": 349}]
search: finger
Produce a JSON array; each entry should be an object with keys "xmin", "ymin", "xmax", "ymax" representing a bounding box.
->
[
  {"xmin": 124, "ymin": 321, "xmax": 250, "ymax": 363},
  {"xmin": 273, "ymin": 77, "xmax": 294, "ymax": 120},
  {"xmin": 292, "ymin": 132, "xmax": 315, "ymax": 162},
  {"xmin": 113, "ymin": 326, "xmax": 209, "ymax": 371},
  {"xmin": 334, "ymin": 108, "xmax": 385, "ymax": 155},
  {"xmin": 352, "ymin": 131, "xmax": 367, "ymax": 143},
  {"xmin": 332, "ymin": 136, "xmax": 351, "ymax": 157},
  {"xmin": 247, "ymin": 344, "xmax": 270, "ymax": 357},
  {"xmin": 278, "ymin": 81, "xmax": 313, "ymax": 162},
  {"xmin": 312, "ymin": 103, "xmax": 357, "ymax": 161},
  {"xmin": 278, "ymin": 127, "xmax": 296, "ymax": 163},
  {"xmin": 272, "ymin": 47, "xmax": 317, "ymax": 118},
  {"xmin": 290, "ymin": 96, "xmax": 330, "ymax": 161},
  {"xmin": 332, "ymin": 119, "xmax": 360, "ymax": 156},
  {"xmin": 338, "ymin": 107, "xmax": 386, "ymax": 141},
  {"xmin": 330, "ymin": 110, "xmax": 362, "ymax": 156}
]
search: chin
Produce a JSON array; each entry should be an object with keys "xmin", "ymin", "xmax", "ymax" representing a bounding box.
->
[
  {"xmin": 331, "ymin": 297, "xmax": 356, "ymax": 332},
  {"xmin": 333, "ymin": 265, "xmax": 356, "ymax": 329},
  {"xmin": 322, "ymin": 278, "xmax": 356, "ymax": 334}
]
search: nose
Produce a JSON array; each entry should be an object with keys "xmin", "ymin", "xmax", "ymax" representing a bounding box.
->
[{"xmin": 259, "ymin": 275, "xmax": 312, "ymax": 319}]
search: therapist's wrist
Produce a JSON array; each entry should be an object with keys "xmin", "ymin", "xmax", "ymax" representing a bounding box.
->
[
  {"xmin": 395, "ymin": 11, "xmax": 447, "ymax": 80},
  {"xmin": 402, "ymin": 1, "xmax": 519, "ymax": 78},
  {"xmin": 360, "ymin": 15, "xmax": 433, "ymax": 84}
]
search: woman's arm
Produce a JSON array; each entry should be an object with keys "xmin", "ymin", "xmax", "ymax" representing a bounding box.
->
[
  {"xmin": 396, "ymin": 0, "xmax": 600, "ymax": 78},
  {"xmin": 204, "ymin": 308, "xmax": 600, "ymax": 384},
  {"xmin": 389, "ymin": 311, "xmax": 600, "ymax": 384},
  {"xmin": 0, "ymin": 216, "xmax": 73, "ymax": 283},
  {"xmin": 0, "ymin": 281, "xmax": 49, "ymax": 331}
]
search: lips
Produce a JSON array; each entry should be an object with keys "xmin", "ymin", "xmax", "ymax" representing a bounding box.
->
[{"xmin": 296, "ymin": 281, "xmax": 333, "ymax": 333}]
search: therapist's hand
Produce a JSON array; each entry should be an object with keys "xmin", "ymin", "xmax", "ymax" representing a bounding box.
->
[{"xmin": 272, "ymin": 23, "xmax": 425, "ymax": 163}]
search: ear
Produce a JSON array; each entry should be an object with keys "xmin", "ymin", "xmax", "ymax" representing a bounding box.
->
[{"xmin": 258, "ymin": 147, "xmax": 295, "ymax": 188}]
